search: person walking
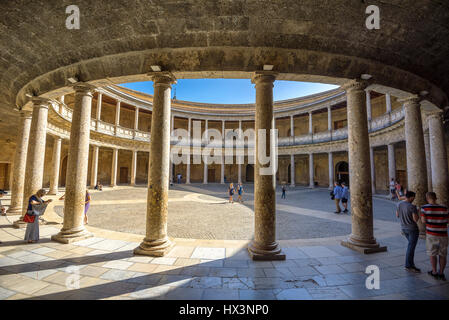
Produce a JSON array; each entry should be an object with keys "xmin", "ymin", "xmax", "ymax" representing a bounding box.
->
[
  {"xmin": 281, "ymin": 184, "xmax": 286, "ymax": 199},
  {"xmin": 341, "ymin": 182, "xmax": 349, "ymax": 213},
  {"xmin": 237, "ymin": 183, "xmax": 244, "ymax": 203},
  {"xmin": 332, "ymin": 181, "xmax": 343, "ymax": 214},
  {"xmin": 421, "ymin": 192, "xmax": 448, "ymax": 281},
  {"xmin": 228, "ymin": 183, "xmax": 234, "ymax": 203},
  {"xmin": 84, "ymin": 190, "xmax": 91, "ymax": 225},
  {"xmin": 389, "ymin": 178, "xmax": 396, "ymax": 200},
  {"xmin": 396, "ymin": 191, "xmax": 421, "ymax": 273},
  {"xmin": 24, "ymin": 189, "xmax": 52, "ymax": 243}
]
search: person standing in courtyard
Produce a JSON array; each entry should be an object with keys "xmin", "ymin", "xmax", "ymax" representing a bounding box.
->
[
  {"xmin": 421, "ymin": 192, "xmax": 448, "ymax": 280},
  {"xmin": 228, "ymin": 183, "xmax": 234, "ymax": 203},
  {"xmin": 341, "ymin": 181, "xmax": 349, "ymax": 213},
  {"xmin": 396, "ymin": 191, "xmax": 421, "ymax": 273},
  {"xmin": 84, "ymin": 190, "xmax": 91, "ymax": 225},
  {"xmin": 333, "ymin": 181, "xmax": 343, "ymax": 214},
  {"xmin": 237, "ymin": 183, "xmax": 244, "ymax": 203},
  {"xmin": 389, "ymin": 178, "xmax": 396, "ymax": 200},
  {"xmin": 24, "ymin": 189, "xmax": 52, "ymax": 243},
  {"xmin": 281, "ymin": 184, "xmax": 286, "ymax": 199}
]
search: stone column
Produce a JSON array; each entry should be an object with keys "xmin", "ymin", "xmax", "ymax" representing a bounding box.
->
[
  {"xmin": 134, "ymin": 72, "xmax": 176, "ymax": 256},
  {"xmin": 48, "ymin": 137, "xmax": 62, "ymax": 195},
  {"xmin": 203, "ymin": 120, "xmax": 208, "ymax": 184},
  {"xmin": 366, "ymin": 90, "xmax": 372, "ymax": 121},
  {"xmin": 52, "ymin": 84, "xmax": 94, "ymax": 243},
  {"xmin": 169, "ymin": 115, "xmax": 174, "ymax": 184},
  {"xmin": 309, "ymin": 153, "xmax": 314, "ymax": 188},
  {"xmin": 221, "ymin": 120, "xmax": 225, "ymax": 184},
  {"xmin": 131, "ymin": 150, "xmax": 137, "ymax": 186},
  {"xmin": 308, "ymin": 112, "xmax": 313, "ymax": 134},
  {"xmin": 96, "ymin": 93, "xmax": 102, "ymax": 130},
  {"xmin": 328, "ymin": 106, "xmax": 332, "ymax": 131},
  {"xmin": 387, "ymin": 144, "xmax": 396, "ymax": 184},
  {"xmin": 290, "ymin": 115, "xmax": 294, "ymax": 137},
  {"xmin": 290, "ymin": 154, "xmax": 295, "ymax": 187},
  {"xmin": 423, "ymin": 129, "xmax": 432, "ymax": 192},
  {"xmin": 248, "ymin": 71, "xmax": 285, "ymax": 260},
  {"xmin": 403, "ymin": 96, "xmax": 428, "ymax": 213},
  {"xmin": 341, "ymin": 80, "xmax": 386, "ymax": 253},
  {"xmin": 134, "ymin": 107, "xmax": 139, "ymax": 130},
  {"xmin": 186, "ymin": 118, "xmax": 191, "ymax": 184},
  {"xmin": 90, "ymin": 146, "xmax": 99, "ymax": 188},
  {"xmin": 370, "ymin": 147, "xmax": 376, "ymax": 194},
  {"xmin": 328, "ymin": 152, "xmax": 334, "ymax": 189},
  {"xmin": 7, "ymin": 111, "xmax": 32, "ymax": 215},
  {"xmin": 272, "ymin": 117, "xmax": 277, "ymax": 188},
  {"xmin": 386, "ymin": 93, "xmax": 392, "ymax": 113},
  {"xmin": 18, "ymin": 99, "xmax": 49, "ymax": 222},
  {"xmin": 115, "ymin": 101, "xmax": 121, "ymax": 127},
  {"xmin": 238, "ymin": 120, "xmax": 242, "ymax": 183},
  {"xmin": 111, "ymin": 148, "xmax": 118, "ymax": 187},
  {"xmin": 428, "ymin": 111, "xmax": 449, "ymax": 207}
]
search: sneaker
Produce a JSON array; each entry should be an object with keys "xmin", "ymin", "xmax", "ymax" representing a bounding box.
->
[
  {"xmin": 438, "ymin": 273, "xmax": 446, "ymax": 281},
  {"xmin": 405, "ymin": 266, "xmax": 421, "ymax": 273},
  {"xmin": 428, "ymin": 271, "xmax": 438, "ymax": 279},
  {"xmin": 334, "ymin": 211, "xmax": 341, "ymax": 214},
  {"xmin": 343, "ymin": 209, "xmax": 348, "ymax": 213}
]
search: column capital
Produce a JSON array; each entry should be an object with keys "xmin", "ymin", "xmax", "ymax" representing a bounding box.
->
[
  {"xmin": 251, "ymin": 71, "xmax": 278, "ymax": 85},
  {"xmin": 19, "ymin": 109, "xmax": 33, "ymax": 118},
  {"xmin": 148, "ymin": 72, "xmax": 177, "ymax": 86},
  {"xmin": 30, "ymin": 97, "xmax": 52, "ymax": 109},
  {"xmin": 426, "ymin": 110, "xmax": 444, "ymax": 121},
  {"xmin": 72, "ymin": 82, "xmax": 96, "ymax": 96},
  {"xmin": 342, "ymin": 79, "xmax": 370, "ymax": 92}
]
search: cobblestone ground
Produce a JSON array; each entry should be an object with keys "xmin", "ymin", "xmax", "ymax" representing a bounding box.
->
[{"xmin": 54, "ymin": 184, "xmax": 395, "ymax": 240}]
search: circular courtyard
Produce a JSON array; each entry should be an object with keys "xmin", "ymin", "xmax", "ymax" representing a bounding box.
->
[{"xmin": 54, "ymin": 184, "xmax": 397, "ymax": 241}]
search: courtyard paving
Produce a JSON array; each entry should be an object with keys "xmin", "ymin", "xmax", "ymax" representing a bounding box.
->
[{"xmin": 0, "ymin": 185, "xmax": 448, "ymax": 300}]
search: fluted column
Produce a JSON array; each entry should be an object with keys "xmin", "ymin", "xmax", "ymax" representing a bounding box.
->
[
  {"xmin": 16, "ymin": 99, "xmax": 49, "ymax": 225},
  {"xmin": 7, "ymin": 111, "xmax": 32, "ymax": 215},
  {"xmin": 90, "ymin": 146, "xmax": 99, "ymax": 188},
  {"xmin": 52, "ymin": 84, "xmax": 94, "ymax": 243},
  {"xmin": 428, "ymin": 111, "xmax": 449, "ymax": 207},
  {"xmin": 370, "ymin": 147, "xmax": 376, "ymax": 194},
  {"xmin": 186, "ymin": 118, "xmax": 191, "ymax": 184},
  {"xmin": 403, "ymin": 96, "xmax": 428, "ymax": 214},
  {"xmin": 111, "ymin": 148, "xmax": 118, "ymax": 187},
  {"xmin": 134, "ymin": 72, "xmax": 176, "ymax": 256},
  {"xmin": 387, "ymin": 144, "xmax": 396, "ymax": 184},
  {"xmin": 341, "ymin": 80, "xmax": 386, "ymax": 253},
  {"xmin": 131, "ymin": 150, "xmax": 137, "ymax": 186},
  {"xmin": 290, "ymin": 154, "xmax": 295, "ymax": 187},
  {"xmin": 423, "ymin": 129, "xmax": 432, "ymax": 191},
  {"xmin": 248, "ymin": 71, "xmax": 285, "ymax": 260},
  {"xmin": 48, "ymin": 137, "xmax": 62, "ymax": 195},
  {"xmin": 309, "ymin": 153, "xmax": 314, "ymax": 188},
  {"xmin": 328, "ymin": 152, "xmax": 334, "ymax": 189}
]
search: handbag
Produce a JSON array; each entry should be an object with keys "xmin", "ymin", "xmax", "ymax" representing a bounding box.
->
[{"xmin": 23, "ymin": 211, "xmax": 36, "ymax": 223}]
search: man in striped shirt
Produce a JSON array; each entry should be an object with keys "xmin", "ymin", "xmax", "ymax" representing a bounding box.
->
[{"xmin": 421, "ymin": 192, "xmax": 448, "ymax": 281}]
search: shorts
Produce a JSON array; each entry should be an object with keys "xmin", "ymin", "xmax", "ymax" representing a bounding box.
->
[
  {"xmin": 341, "ymin": 198, "xmax": 348, "ymax": 203},
  {"xmin": 426, "ymin": 235, "xmax": 448, "ymax": 256}
]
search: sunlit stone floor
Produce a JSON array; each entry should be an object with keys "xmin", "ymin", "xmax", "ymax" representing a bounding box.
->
[{"xmin": 0, "ymin": 186, "xmax": 448, "ymax": 300}]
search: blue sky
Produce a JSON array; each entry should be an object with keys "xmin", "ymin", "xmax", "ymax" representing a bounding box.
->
[{"xmin": 119, "ymin": 79, "xmax": 338, "ymax": 104}]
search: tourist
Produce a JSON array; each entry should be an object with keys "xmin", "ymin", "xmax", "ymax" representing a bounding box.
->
[
  {"xmin": 94, "ymin": 182, "xmax": 103, "ymax": 191},
  {"xmin": 177, "ymin": 173, "xmax": 182, "ymax": 184},
  {"xmin": 24, "ymin": 189, "xmax": 52, "ymax": 243},
  {"xmin": 396, "ymin": 191, "xmax": 421, "ymax": 273},
  {"xmin": 237, "ymin": 183, "xmax": 244, "ymax": 203},
  {"xmin": 228, "ymin": 183, "xmax": 234, "ymax": 203},
  {"xmin": 389, "ymin": 178, "xmax": 396, "ymax": 200},
  {"xmin": 332, "ymin": 181, "xmax": 343, "ymax": 214},
  {"xmin": 84, "ymin": 190, "xmax": 91, "ymax": 225},
  {"xmin": 395, "ymin": 180, "xmax": 403, "ymax": 199},
  {"xmin": 281, "ymin": 184, "xmax": 286, "ymax": 199},
  {"xmin": 420, "ymin": 192, "xmax": 448, "ymax": 281},
  {"xmin": 0, "ymin": 190, "xmax": 6, "ymax": 216},
  {"xmin": 341, "ymin": 182, "xmax": 349, "ymax": 213}
]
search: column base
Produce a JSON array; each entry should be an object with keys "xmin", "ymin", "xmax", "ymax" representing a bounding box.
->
[
  {"xmin": 51, "ymin": 228, "xmax": 93, "ymax": 244},
  {"xmin": 248, "ymin": 241, "xmax": 286, "ymax": 261},
  {"xmin": 47, "ymin": 190, "xmax": 58, "ymax": 195},
  {"xmin": 5, "ymin": 207, "xmax": 23, "ymax": 216},
  {"xmin": 341, "ymin": 237, "xmax": 387, "ymax": 254},
  {"xmin": 134, "ymin": 237, "xmax": 174, "ymax": 257}
]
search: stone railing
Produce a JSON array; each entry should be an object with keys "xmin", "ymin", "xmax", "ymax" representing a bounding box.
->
[{"xmin": 52, "ymin": 103, "xmax": 404, "ymax": 148}]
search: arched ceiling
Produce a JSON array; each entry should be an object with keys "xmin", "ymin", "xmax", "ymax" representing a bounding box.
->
[{"xmin": 0, "ymin": 0, "xmax": 448, "ymax": 139}]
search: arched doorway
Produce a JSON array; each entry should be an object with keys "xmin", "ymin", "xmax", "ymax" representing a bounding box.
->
[
  {"xmin": 246, "ymin": 164, "xmax": 254, "ymax": 182},
  {"xmin": 335, "ymin": 161, "xmax": 349, "ymax": 185}
]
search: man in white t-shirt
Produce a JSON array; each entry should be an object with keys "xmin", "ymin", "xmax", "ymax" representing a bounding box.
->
[{"xmin": 389, "ymin": 178, "xmax": 396, "ymax": 200}]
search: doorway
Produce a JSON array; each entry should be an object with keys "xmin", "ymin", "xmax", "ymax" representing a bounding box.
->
[
  {"xmin": 0, "ymin": 163, "xmax": 10, "ymax": 190},
  {"xmin": 120, "ymin": 167, "xmax": 129, "ymax": 184},
  {"xmin": 335, "ymin": 161, "xmax": 349, "ymax": 185},
  {"xmin": 208, "ymin": 168, "xmax": 215, "ymax": 183}
]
